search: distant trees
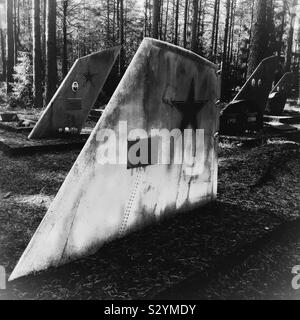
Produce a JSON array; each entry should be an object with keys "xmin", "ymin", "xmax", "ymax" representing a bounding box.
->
[{"xmin": 1, "ymin": 0, "xmax": 299, "ymax": 106}]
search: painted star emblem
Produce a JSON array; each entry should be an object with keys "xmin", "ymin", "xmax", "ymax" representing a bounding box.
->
[
  {"xmin": 170, "ymin": 79, "xmax": 208, "ymax": 131},
  {"xmin": 82, "ymin": 70, "xmax": 98, "ymax": 87}
]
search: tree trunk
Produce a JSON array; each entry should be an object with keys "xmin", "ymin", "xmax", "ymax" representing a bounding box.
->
[
  {"xmin": 183, "ymin": 0, "xmax": 189, "ymax": 48},
  {"xmin": 144, "ymin": 0, "xmax": 148, "ymax": 37},
  {"xmin": 285, "ymin": 0, "xmax": 298, "ymax": 72},
  {"xmin": 107, "ymin": 0, "xmax": 110, "ymax": 42},
  {"xmin": 228, "ymin": 0, "xmax": 236, "ymax": 64},
  {"xmin": 210, "ymin": 0, "xmax": 218, "ymax": 58},
  {"xmin": 119, "ymin": 0, "xmax": 125, "ymax": 77},
  {"xmin": 6, "ymin": 0, "xmax": 14, "ymax": 94},
  {"xmin": 0, "ymin": 29, "xmax": 6, "ymax": 81},
  {"xmin": 197, "ymin": 0, "xmax": 202, "ymax": 52},
  {"xmin": 174, "ymin": 0, "xmax": 179, "ymax": 45},
  {"xmin": 214, "ymin": 0, "xmax": 220, "ymax": 58},
  {"xmin": 159, "ymin": 0, "xmax": 164, "ymax": 39},
  {"xmin": 45, "ymin": 0, "xmax": 57, "ymax": 105},
  {"xmin": 221, "ymin": 0, "xmax": 230, "ymax": 101},
  {"xmin": 266, "ymin": 0, "xmax": 275, "ymax": 56},
  {"xmin": 277, "ymin": 1, "xmax": 286, "ymax": 56},
  {"xmin": 32, "ymin": 0, "xmax": 43, "ymax": 108},
  {"xmin": 42, "ymin": 0, "xmax": 46, "ymax": 78},
  {"xmin": 13, "ymin": 0, "xmax": 19, "ymax": 66},
  {"xmin": 199, "ymin": 0, "xmax": 206, "ymax": 54},
  {"xmin": 112, "ymin": 0, "xmax": 116, "ymax": 41},
  {"xmin": 62, "ymin": 0, "xmax": 68, "ymax": 78},
  {"xmin": 191, "ymin": 0, "xmax": 198, "ymax": 52},
  {"xmin": 247, "ymin": 0, "xmax": 269, "ymax": 78},
  {"xmin": 163, "ymin": 0, "xmax": 169, "ymax": 41},
  {"xmin": 152, "ymin": 0, "xmax": 161, "ymax": 39}
]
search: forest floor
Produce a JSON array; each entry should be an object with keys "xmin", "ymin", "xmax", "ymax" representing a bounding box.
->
[{"xmin": 0, "ymin": 103, "xmax": 299, "ymax": 300}]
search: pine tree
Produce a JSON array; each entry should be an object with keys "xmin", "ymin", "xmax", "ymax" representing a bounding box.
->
[{"xmin": 0, "ymin": 28, "xmax": 6, "ymax": 81}]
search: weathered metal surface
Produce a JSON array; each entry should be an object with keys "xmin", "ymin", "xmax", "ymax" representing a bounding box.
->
[
  {"xmin": 9, "ymin": 38, "xmax": 219, "ymax": 280},
  {"xmin": 220, "ymin": 56, "xmax": 279, "ymax": 134},
  {"xmin": 266, "ymin": 72, "xmax": 294, "ymax": 115},
  {"xmin": 28, "ymin": 46, "xmax": 120, "ymax": 139}
]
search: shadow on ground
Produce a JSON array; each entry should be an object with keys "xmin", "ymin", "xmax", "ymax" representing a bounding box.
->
[{"xmin": 0, "ymin": 137, "xmax": 299, "ymax": 300}]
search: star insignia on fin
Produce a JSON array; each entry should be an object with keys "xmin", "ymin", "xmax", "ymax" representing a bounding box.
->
[
  {"xmin": 170, "ymin": 79, "xmax": 208, "ymax": 131},
  {"xmin": 82, "ymin": 70, "xmax": 98, "ymax": 87}
]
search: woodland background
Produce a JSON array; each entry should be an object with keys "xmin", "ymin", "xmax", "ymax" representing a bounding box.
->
[{"xmin": 0, "ymin": 0, "xmax": 299, "ymax": 109}]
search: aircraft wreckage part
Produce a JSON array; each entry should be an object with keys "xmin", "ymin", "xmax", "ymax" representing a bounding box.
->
[
  {"xmin": 10, "ymin": 38, "xmax": 219, "ymax": 281},
  {"xmin": 28, "ymin": 46, "xmax": 121, "ymax": 139},
  {"xmin": 220, "ymin": 56, "xmax": 279, "ymax": 134}
]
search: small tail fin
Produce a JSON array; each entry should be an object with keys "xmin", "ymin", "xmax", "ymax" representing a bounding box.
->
[{"xmin": 233, "ymin": 55, "xmax": 279, "ymax": 113}]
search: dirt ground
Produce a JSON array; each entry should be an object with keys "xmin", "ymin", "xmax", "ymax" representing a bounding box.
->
[
  {"xmin": 0, "ymin": 131, "xmax": 298, "ymax": 299},
  {"xmin": 194, "ymin": 219, "xmax": 300, "ymax": 300}
]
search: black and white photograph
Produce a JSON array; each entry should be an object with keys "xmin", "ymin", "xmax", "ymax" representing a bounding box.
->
[{"xmin": 0, "ymin": 0, "xmax": 299, "ymax": 304}]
